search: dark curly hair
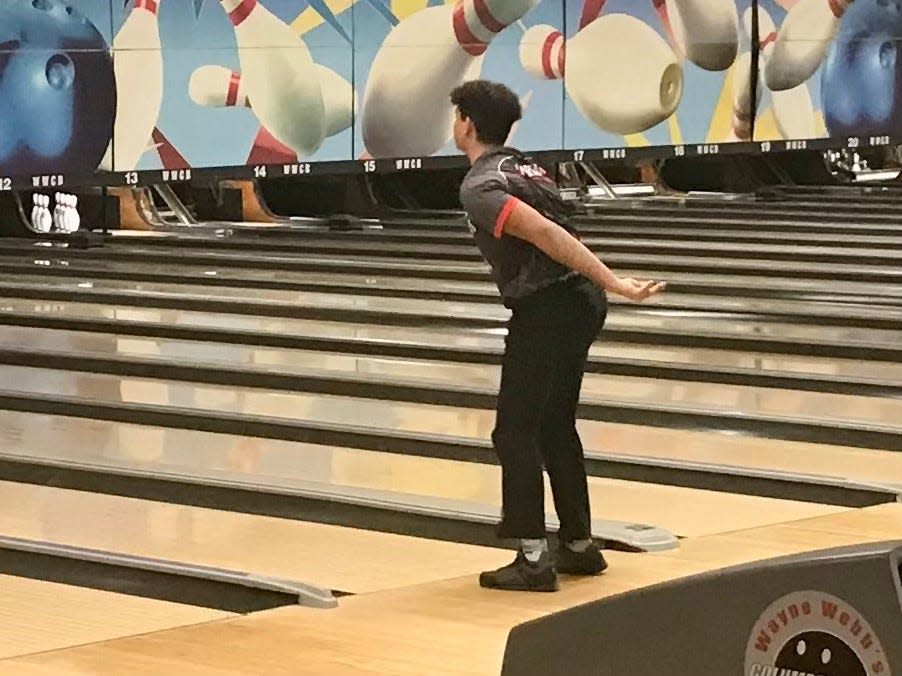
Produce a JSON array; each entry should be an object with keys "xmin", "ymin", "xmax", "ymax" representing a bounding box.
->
[{"xmin": 450, "ymin": 80, "xmax": 522, "ymax": 146}]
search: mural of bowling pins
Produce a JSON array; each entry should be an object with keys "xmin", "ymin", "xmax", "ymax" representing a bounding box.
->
[
  {"xmin": 189, "ymin": 64, "xmax": 355, "ymax": 138},
  {"xmin": 519, "ymin": 15, "xmax": 684, "ymax": 136},
  {"xmin": 219, "ymin": 0, "xmax": 327, "ymax": 157},
  {"xmin": 99, "ymin": 0, "xmax": 164, "ymax": 172},
  {"xmin": 765, "ymin": 0, "xmax": 853, "ymax": 92},
  {"xmin": 748, "ymin": 7, "xmax": 817, "ymax": 140},
  {"xmin": 655, "ymin": 0, "xmax": 740, "ymax": 72},
  {"xmin": 189, "ymin": 66, "xmax": 250, "ymax": 109},
  {"xmin": 729, "ymin": 51, "xmax": 759, "ymax": 140},
  {"xmin": 360, "ymin": 0, "xmax": 541, "ymax": 158}
]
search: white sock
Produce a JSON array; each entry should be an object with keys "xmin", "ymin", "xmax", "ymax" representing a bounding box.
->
[
  {"xmin": 521, "ymin": 538, "xmax": 547, "ymax": 563},
  {"xmin": 567, "ymin": 539, "xmax": 592, "ymax": 553}
]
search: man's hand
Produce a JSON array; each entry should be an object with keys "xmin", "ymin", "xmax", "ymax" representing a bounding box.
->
[
  {"xmin": 503, "ymin": 200, "xmax": 667, "ymax": 301},
  {"xmin": 613, "ymin": 277, "xmax": 667, "ymax": 302}
]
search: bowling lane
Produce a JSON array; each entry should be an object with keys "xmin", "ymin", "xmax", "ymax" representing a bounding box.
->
[
  {"xmin": 580, "ymin": 205, "xmax": 902, "ymax": 226},
  {"xmin": 107, "ymin": 235, "xmax": 902, "ymax": 263},
  {"xmin": 35, "ymin": 235, "xmax": 902, "ymax": 268},
  {"xmin": 0, "ymin": 574, "xmax": 231, "ymax": 661},
  {"xmin": 99, "ymin": 227, "xmax": 902, "ymax": 254},
  {"xmin": 4, "ymin": 409, "xmax": 901, "ymax": 492},
  {"xmin": 0, "ymin": 329, "xmax": 898, "ymax": 425},
  {"xmin": 107, "ymin": 224, "xmax": 902, "ymax": 246},
  {"xmin": 9, "ymin": 324, "xmax": 902, "ymax": 382},
  {"xmin": 0, "ymin": 419, "xmax": 846, "ymax": 539},
  {"xmin": 5, "ymin": 254, "xmax": 902, "ymax": 303},
  {"xmin": 0, "ymin": 481, "xmax": 517, "ymax": 598},
  {"xmin": 0, "ymin": 363, "xmax": 898, "ymax": 435},
  {"xmin": 3, "ymin": 274, "xmax": 902, "ymax": 335},
  {"xmin": 97, "ymin": 237, "xmax": 902, "ymax": 265},
  {"xmin": 357, "ymin": 223, "xmax": 902, "ymax": 246},
  {"xmin": 22, "ymin": 240, "xmax": 902, "ymax": 282},
  {"xmin": 0, "ymin": 297, "xmax": 898, "ymax": 361}
]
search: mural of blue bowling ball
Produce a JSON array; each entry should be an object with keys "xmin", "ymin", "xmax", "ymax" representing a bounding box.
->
[
  {"xmin": 0, "ymin": 0, "xmax": 116, "ymax": 176},
  {"xmin": 822, "ymin": 0, "xmax": 902, "ymax": 138}
]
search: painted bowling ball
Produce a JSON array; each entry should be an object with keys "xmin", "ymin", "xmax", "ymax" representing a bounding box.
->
[
  {"xmin": 822, "ymin": 0, "xmax": 902, "ymax": 138},
  {"xmin": 0, "ymin": 0, "xmax": 116, "ymax": 176},
  {"xmin": 774, "ymin": 631, "xmax": 867, "ymax": 676}
]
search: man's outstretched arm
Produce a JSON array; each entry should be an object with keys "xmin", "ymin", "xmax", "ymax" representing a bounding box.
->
[{"xmin": 501, "ymin": 198, "xmax": 666, "ymax": 302}]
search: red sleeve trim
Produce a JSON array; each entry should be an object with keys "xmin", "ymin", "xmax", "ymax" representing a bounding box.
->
[{"xmin": 494, "ymin": 197, "xmax": 520, "ymax": 239}]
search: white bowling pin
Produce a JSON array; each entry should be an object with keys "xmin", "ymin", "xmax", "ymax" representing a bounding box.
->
[
  {"xmin": 69, "ymin": 195, "xmax": 80, "ymax": 232},
  {"xmin": 315, "ymin": 64, "xmax": 356, "ymax": 138},
  {"xmin": 505, "ymin": 90, "xmax": 532, "ymax": 145},
  {"xmin": 656, "ymin": 0, "xmax": 739, "ymax": 72},
  {"xmin": 730, "ymin": 51, "xmax": 759, "ymax": 140},
  {"xmin": 58, "ymin": 195, "xmax": 67, "ymax": 232},
  {"xmin": 771, "ymin": 86, "xmax": 816, "ymax": 139},
  {"xmin": 740, "ymin": 6, "xmax": 755, "ymax": 44},
  {"xmin": 59, "ymin": 194, "xmax": 68, "ymax": 232},
  {"xmin": 756, "ymin": 7, "xmax": 817, "ymax": 140},
  {"xmin": 99, "ymin": 0, "xmax": 164, "ymax": 171},
  {"xmin": 764, "ymin": 0, "xmax": 853, "ymax": 92},
  {"xmin": 53, "ymin": 193, "xmax": 63, "ymax": 231},
  {"xmin": 33, "ymin": 196, "xmax": 43, "ymax": 232},
  {"xmin": 189, "ymin": 65, "xmax": 250, "ymax": 108},
  {"xmin": 520, "ymin": 17, "xmax": 683, "ymax": 135},
  {"xmin": 519, "ymin": 26, "xmax": 564, "ymax": 79},
  {"xmin": 189, "ymin": 64, "xmax": 354, "ymax": 138},
  {"xmin": 31, "ymin": 195, "xmax": 40, "ymax": 230},
  {"xmin": 220, "ymin": 0, "xmax": 326, "ymax": 157},
  {"xmin": 60, "ymin": 195, "xmax": 69, "ymax": 232},
  {"xmin": 40, "ymin": 196, "xmax": 52, "ymax": 233},
  {"xmin": 361, "ymin": 0, "xmax": 540, "ymax": 158}
]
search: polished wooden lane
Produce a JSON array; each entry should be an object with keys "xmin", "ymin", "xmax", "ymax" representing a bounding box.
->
[
  {"xmin": 0, "ymin": 361, "xmax": 899, "ymax": 446},
  {"xmin": 3, "ymin": 505, "xmax": 899, "ymax": 676},
  {"xmin": 5, "ymin": 321, "xmax": 900, "ymax": 381},
  {"xmin": 3, "ymin": 410, "xmax": 901, "ymax": 490},
  {"xmin": 0, "ymin": 365, "xmax": 896, "ymax": 501},
  {"xmin": 1, "ymin": 328, "xmax": 899, "ymax": 425},
  {"xmin": 0, "ymin": 574, "xmax": 230, "ymax": 661},
  {"xmin": 2, "ymin": 292, "xmax": 898, "ymax": 348},
  {"xmin": 4, "ymin": 254, "xmax": 900, "ymax": 302},
  {"xmin": 0, "ymin": 433, "xmax": 847, "ymax": 552},
  {"xmin": 0, "ymin": 482, "xmax": 511, "ymax": 595},
  {"xmin": 4, "ymin": 273, "xmax": 902, "ymax": 332}
]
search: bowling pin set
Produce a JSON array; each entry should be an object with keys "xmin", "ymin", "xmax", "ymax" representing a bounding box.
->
[
  {"xmin": 97, "ymin": 0, "xmax": 867, "ymax": 172},
  {"xmin": 30, "ymin": 193, "xmax": 80, "ymax": 234}
]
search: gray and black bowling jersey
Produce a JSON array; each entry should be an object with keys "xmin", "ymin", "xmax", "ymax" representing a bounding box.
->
[{"xmin": 459, "ymin": 147, "xmax": 580, "ymax": 308}]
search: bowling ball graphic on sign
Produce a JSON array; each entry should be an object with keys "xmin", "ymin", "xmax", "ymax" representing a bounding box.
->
[
  {"xmin": 821, "ymin": 0, "xmax": 902, "ymax": 138},
  {"xmin": 774, "ymin": 631, "xmax": 867, "ymax": 676},
  {"xmin": 0, "ymin": 0, "xmax": 116, "ymax": 176},
  {"xmin": 744, "ymin": 591, "xmax": 891, "ymax": 676}
]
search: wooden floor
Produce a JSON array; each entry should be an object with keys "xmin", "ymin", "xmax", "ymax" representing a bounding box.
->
[
  {"xmin": 0, "ymin": 457, "xmax": 848, "ymax": 562},
  {"xmin": 0, "ymin": 575, "xmax": 231, "ymax": 661},
  {"xmin": 1, "ymin": 218, "xmax": 899, "ymax": 673},
  {"xmin": 2, "ymin": 292, "xmax": 895, "ymax": 355},
  {"xmin": 2, "ymin": 504, "xmax": 899, "ymax": 676},
  {"xmin": 0, "ymin": 482, "xmax": 512, "ymax": 595},
  {"xmin": 5, "ymin": 323, "xmax": 900, "ymax": 425},
  {"xmin": 6, "ymin": 353, "xmax": 898, "ymax": 436},
  {"xmin": 4, "ymin": 408, "xmax": 902, "ymax": 492},
  {"xmin": 21, "ymin": 320, "xmax": 902, "ymax": 385}
]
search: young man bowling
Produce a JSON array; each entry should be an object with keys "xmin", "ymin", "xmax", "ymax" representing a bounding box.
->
[{"xmin": 451, "ymin": 80, "xmax": 666, "ymax": 592}]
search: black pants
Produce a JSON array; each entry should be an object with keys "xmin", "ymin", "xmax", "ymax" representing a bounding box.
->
[{"xmin": 493, "ymin": 276, "xmax": 608, "ymax": 542}]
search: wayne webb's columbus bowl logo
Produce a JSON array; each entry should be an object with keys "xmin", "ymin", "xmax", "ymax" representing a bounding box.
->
[{"xmin": 745, "ymin": 591, "xmax": 891, "ymax": 676}]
